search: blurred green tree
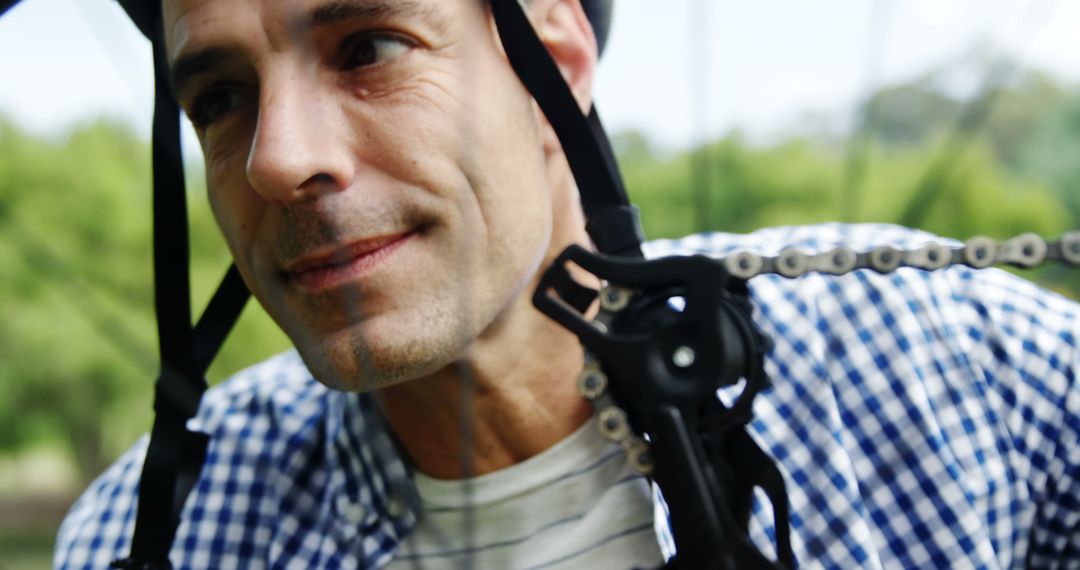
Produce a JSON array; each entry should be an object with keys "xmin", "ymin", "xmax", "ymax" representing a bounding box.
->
[
  {"xmin": 1016, "ymin": 93, "xmax": 1080, "ymax": 222},
  {"xmin": 623, "ymin": 127, "xmax": 1073, "ymax": 299},
  {"xmin": 0, "ymin": 118, "xmax": 289, "ymax": 483}
]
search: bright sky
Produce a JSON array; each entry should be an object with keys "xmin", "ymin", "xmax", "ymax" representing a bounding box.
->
[{"xmin": 1, "ymin": 0, "xmax": 1079, "ymax": 151}]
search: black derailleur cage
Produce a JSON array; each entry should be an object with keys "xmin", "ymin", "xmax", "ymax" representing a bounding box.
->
[{"xmin": 534, "ymin": 245, "xmax": 795, "ymax": 569}]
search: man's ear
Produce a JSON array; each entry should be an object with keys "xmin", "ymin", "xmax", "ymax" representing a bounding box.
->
[{"xmin": 528, "ymin": 0, "xmax": 598, "ymax": 115}]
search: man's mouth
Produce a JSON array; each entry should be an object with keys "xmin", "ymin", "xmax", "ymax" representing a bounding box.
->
[{"xmin": 284, "ymin": 231, "xmax": 418, "ymax": 292}]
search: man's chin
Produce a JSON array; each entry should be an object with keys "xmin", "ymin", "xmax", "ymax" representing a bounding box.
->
[{"xmin": 291, "ymin": 326, "xmax": 456, "ymax": 393}]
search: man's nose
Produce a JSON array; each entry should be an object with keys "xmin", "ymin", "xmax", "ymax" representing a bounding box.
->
[{"xmin": 245, "ymin": 83, "xmax": 353, "ymax": 203}]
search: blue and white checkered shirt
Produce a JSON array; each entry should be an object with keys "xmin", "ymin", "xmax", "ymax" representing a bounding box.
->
[{"xmin": 55, "ymin": 224, "xmax": 1080, "ymax": 568}]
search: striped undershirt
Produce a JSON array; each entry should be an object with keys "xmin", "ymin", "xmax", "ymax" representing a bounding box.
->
[{"xmin": 386, "ymin": 417, "xmax": 665, "ymax": 569}]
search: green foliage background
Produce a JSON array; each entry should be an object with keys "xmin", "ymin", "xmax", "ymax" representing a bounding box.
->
[
  {"xmin": 0, "ymin": 118, "xmax": 291, "ymax": 485},
  {"xmin": 1, "ymin": 66, "xmax": 1080, "ymax": 570}
]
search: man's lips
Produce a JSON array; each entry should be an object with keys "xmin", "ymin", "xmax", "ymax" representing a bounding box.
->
[{"xmin": 284, "ymin": 231, "xmax": 416, "ymax": 292}]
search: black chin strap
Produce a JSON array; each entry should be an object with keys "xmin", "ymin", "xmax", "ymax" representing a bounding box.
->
[
  {"xmin": 113, "ymin": 8, "xmax": 250, "ymax": 570},
  {"xmin": 0, "ymin": 0, "xmax": 19, "ymax": 18}
]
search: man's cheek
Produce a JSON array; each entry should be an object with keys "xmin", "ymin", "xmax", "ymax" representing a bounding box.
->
[{"xmin": 209, "ymin": 199, "xmax": 265, "ymax": 290}]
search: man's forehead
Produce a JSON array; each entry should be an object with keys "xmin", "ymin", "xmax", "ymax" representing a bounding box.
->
[{"xmin": 163, "ymin": 0, "xmax": 453, "ymax": 54}]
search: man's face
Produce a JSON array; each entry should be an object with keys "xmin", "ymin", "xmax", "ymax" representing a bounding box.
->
[{"xmin": 164, "ymin": 0, "xmax": 560, "ymax": 390}]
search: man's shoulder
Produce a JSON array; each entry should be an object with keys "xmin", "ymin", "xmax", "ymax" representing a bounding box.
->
[
  {"xmin": 57, "ymin": 348, "xmax": 409, "ymax": 568},
  {"xmin": 53, "ymin": 351, "xmax": 340, "ymax": 568},
  {"xmin": 190, "ymin": 349, "xmax": 330, "ymax": 436},
  {"xmin": 652, "ymin": 224, "xmax": 1080, "ymax": 567}
]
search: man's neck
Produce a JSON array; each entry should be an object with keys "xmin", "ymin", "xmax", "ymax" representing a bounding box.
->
[
  {"xmin": 374, "ymin": 293, "xmax": 592, "ymax": 479},
  {"xmin": 375, "ymin": 153, "xmax": 596, "ymax": 480}
]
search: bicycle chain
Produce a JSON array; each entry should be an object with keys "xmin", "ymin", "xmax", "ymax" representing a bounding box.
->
[{"xmin": 581, "ymin": 231, "xmax": 1080, "ymax": 474}]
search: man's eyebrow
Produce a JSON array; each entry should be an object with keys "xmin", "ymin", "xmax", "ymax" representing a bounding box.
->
[
  {"xmin": 300, "ymin": 0, "xmax": 444, "ymax": 32},
  {"xmin": 168, "ymin": 0, "xmax": 444, "ymax": 97},
  {"xmin": 170, "ymin": 46, "xmax": 237, "ymax": 100}
]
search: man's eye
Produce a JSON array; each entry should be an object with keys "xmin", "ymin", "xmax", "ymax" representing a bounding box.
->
[
  {"xmin": 341, "ymin": 33, "xmax": 412, "ymax": 70},
  {"xmin": 187, "ymin": 88, "xmax": 250, "ymax": 130}
]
